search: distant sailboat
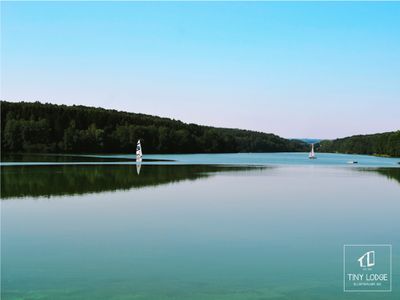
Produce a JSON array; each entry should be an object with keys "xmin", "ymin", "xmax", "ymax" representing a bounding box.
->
[
  {"xmin": 136, "ymin": 139, "xmax": 142, "ymax": 161},
  {"xmin": 136, "ymin": 140, "xmax": 142, "ymax": 174},
  {"xmin": 309, "ymin": 143, "xmax": 316, "ymax": 159}
]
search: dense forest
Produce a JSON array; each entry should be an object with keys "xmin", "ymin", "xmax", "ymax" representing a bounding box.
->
[
  {"xmin": 319, "ymin": 131, "xmax": 400, "ymax": 157},
  {"xmin": 1, "ymin": 101, "xmax": 307, "ymax": 154}
]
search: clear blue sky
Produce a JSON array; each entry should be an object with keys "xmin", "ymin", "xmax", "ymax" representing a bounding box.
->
[{"xmin": 1, "ymin": 1, "xmax": 399, "ymax": 139}]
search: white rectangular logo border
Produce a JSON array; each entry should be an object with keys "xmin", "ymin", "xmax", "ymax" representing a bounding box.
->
[{"xmin": 343, "ymin": 244, "xmax": 392, "ymax": 293}]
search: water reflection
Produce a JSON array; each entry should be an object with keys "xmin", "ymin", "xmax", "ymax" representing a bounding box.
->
[
  {"xmin": 1, "ymin": 164, "xmax": 262, "ymax": 199},
  {"xmin": 1, "ymin": 164, "xmax": 399, "ymax": 299},
  {"xmin": 1, "ymin": 164, "xmax": 398, "ymax": 200},
  {"xmin": 370, "ymin": 167, "xmax": 400, "ymax": 184}
]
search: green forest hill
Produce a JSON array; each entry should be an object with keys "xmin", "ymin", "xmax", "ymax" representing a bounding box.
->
[
  {"xmin": 1, "ymin": 101, "xmax": 307, "ymax": 154},
  {"xmin": 319, "ymin": 131, "xmax": 400, "ymax": 157}
]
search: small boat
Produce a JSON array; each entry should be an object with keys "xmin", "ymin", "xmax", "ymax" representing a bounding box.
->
[
  {"xmin": 347, "ymin": 161, "xmax": 358, "ymax": 164},
  {"xmin": 309, "ymin": 143, "xmax": 316, "ymax": 159},
  {"xmin": 136, "ymin": 139, "xmax": 142, "ymax": 161}
]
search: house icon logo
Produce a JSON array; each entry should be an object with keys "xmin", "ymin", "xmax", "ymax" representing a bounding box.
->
[{"xmin": 358, "ymin": 251, "xmax": 375, "ymax": 268}]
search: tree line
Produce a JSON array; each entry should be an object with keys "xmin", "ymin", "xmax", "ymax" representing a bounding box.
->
[
  {"xmin": 319, "ymin": 131, "xmax": 400, "ymax": 157},
  {"xmin": 1, "ymin": 101, "xmax": 308, "ymax": 154}
]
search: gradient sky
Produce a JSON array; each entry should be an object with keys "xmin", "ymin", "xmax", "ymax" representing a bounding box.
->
[{"xmin": 1, "ymin": 1, "xmax": 399, "ymax": 139}]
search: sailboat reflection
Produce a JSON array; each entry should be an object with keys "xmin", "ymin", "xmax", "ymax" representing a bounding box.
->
[{"xmin": 136, "ymin": 159, "xmax": 142, "ymax": 175}]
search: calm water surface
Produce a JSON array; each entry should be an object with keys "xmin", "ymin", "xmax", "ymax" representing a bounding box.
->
[
  {"xmin": 2, "ymin": 152, "xmax": 399, "ymax": 167},
  {"xmin": 1, "ymin": 154, "xmax": 400, "ymax": 299}
]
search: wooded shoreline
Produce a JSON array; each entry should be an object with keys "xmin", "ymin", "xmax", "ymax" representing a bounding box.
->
[
  {"xmin": 1, "ymin": 101, "xmax": 399, "ymax": 157},
  {"xmin": 1, "ymin": 101, "xmax": 307, "ymax": 154}
]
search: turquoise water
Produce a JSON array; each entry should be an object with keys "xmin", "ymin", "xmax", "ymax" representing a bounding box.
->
[
  {"xmin": 1, "ymin": 154, "xmax": 400, "ymax": 299},
  {"xmin": 2, "ymin": 152, "xmax": 399, "ymax": 167},
  {"xmin": 124, "ymin": 152, "xmax": 400, "ymax": 167}
]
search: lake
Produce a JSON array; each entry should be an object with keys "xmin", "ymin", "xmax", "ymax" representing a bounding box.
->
[{"xmin": 1, "ymin": 153, "xmax": 400, "ymax": 299}]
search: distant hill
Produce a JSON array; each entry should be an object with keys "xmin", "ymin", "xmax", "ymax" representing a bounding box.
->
[
  {"xmin": 1, "ymin": 101, "xmax": 308, "ymax": 154},
  {"xmin": 294, "ymin": 138, "xmax": 321, "ymax": 144},
  {"xmin": 319, "ymin": 131, "xmax": 400, "ymax": 157}
]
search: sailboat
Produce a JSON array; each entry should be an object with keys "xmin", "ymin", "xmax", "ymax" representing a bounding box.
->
[
  {"xmin": 136, "ymin": 139, "xmax": 142, "ymax": 161},
  {"xmin": 136, "ymin": 140, "xmax": 142, "ymax": 174},
  {"xmin": 309, "ymin": 143, "xmax": 316, "ymax": 159}
]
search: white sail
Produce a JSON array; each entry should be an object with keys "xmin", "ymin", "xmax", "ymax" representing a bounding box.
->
[
  {"xmin": 136, "ymin": 139, "xmax": 142, "ymax": 159},
  {"xmin": 309, "ymin": 143, "xmax": 316, "ymax": 159}
]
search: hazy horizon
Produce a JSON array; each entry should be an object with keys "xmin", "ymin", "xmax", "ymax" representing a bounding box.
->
[{"xmin": 1, "ymin": 2, "xmax": 399, "ymax": 139}]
